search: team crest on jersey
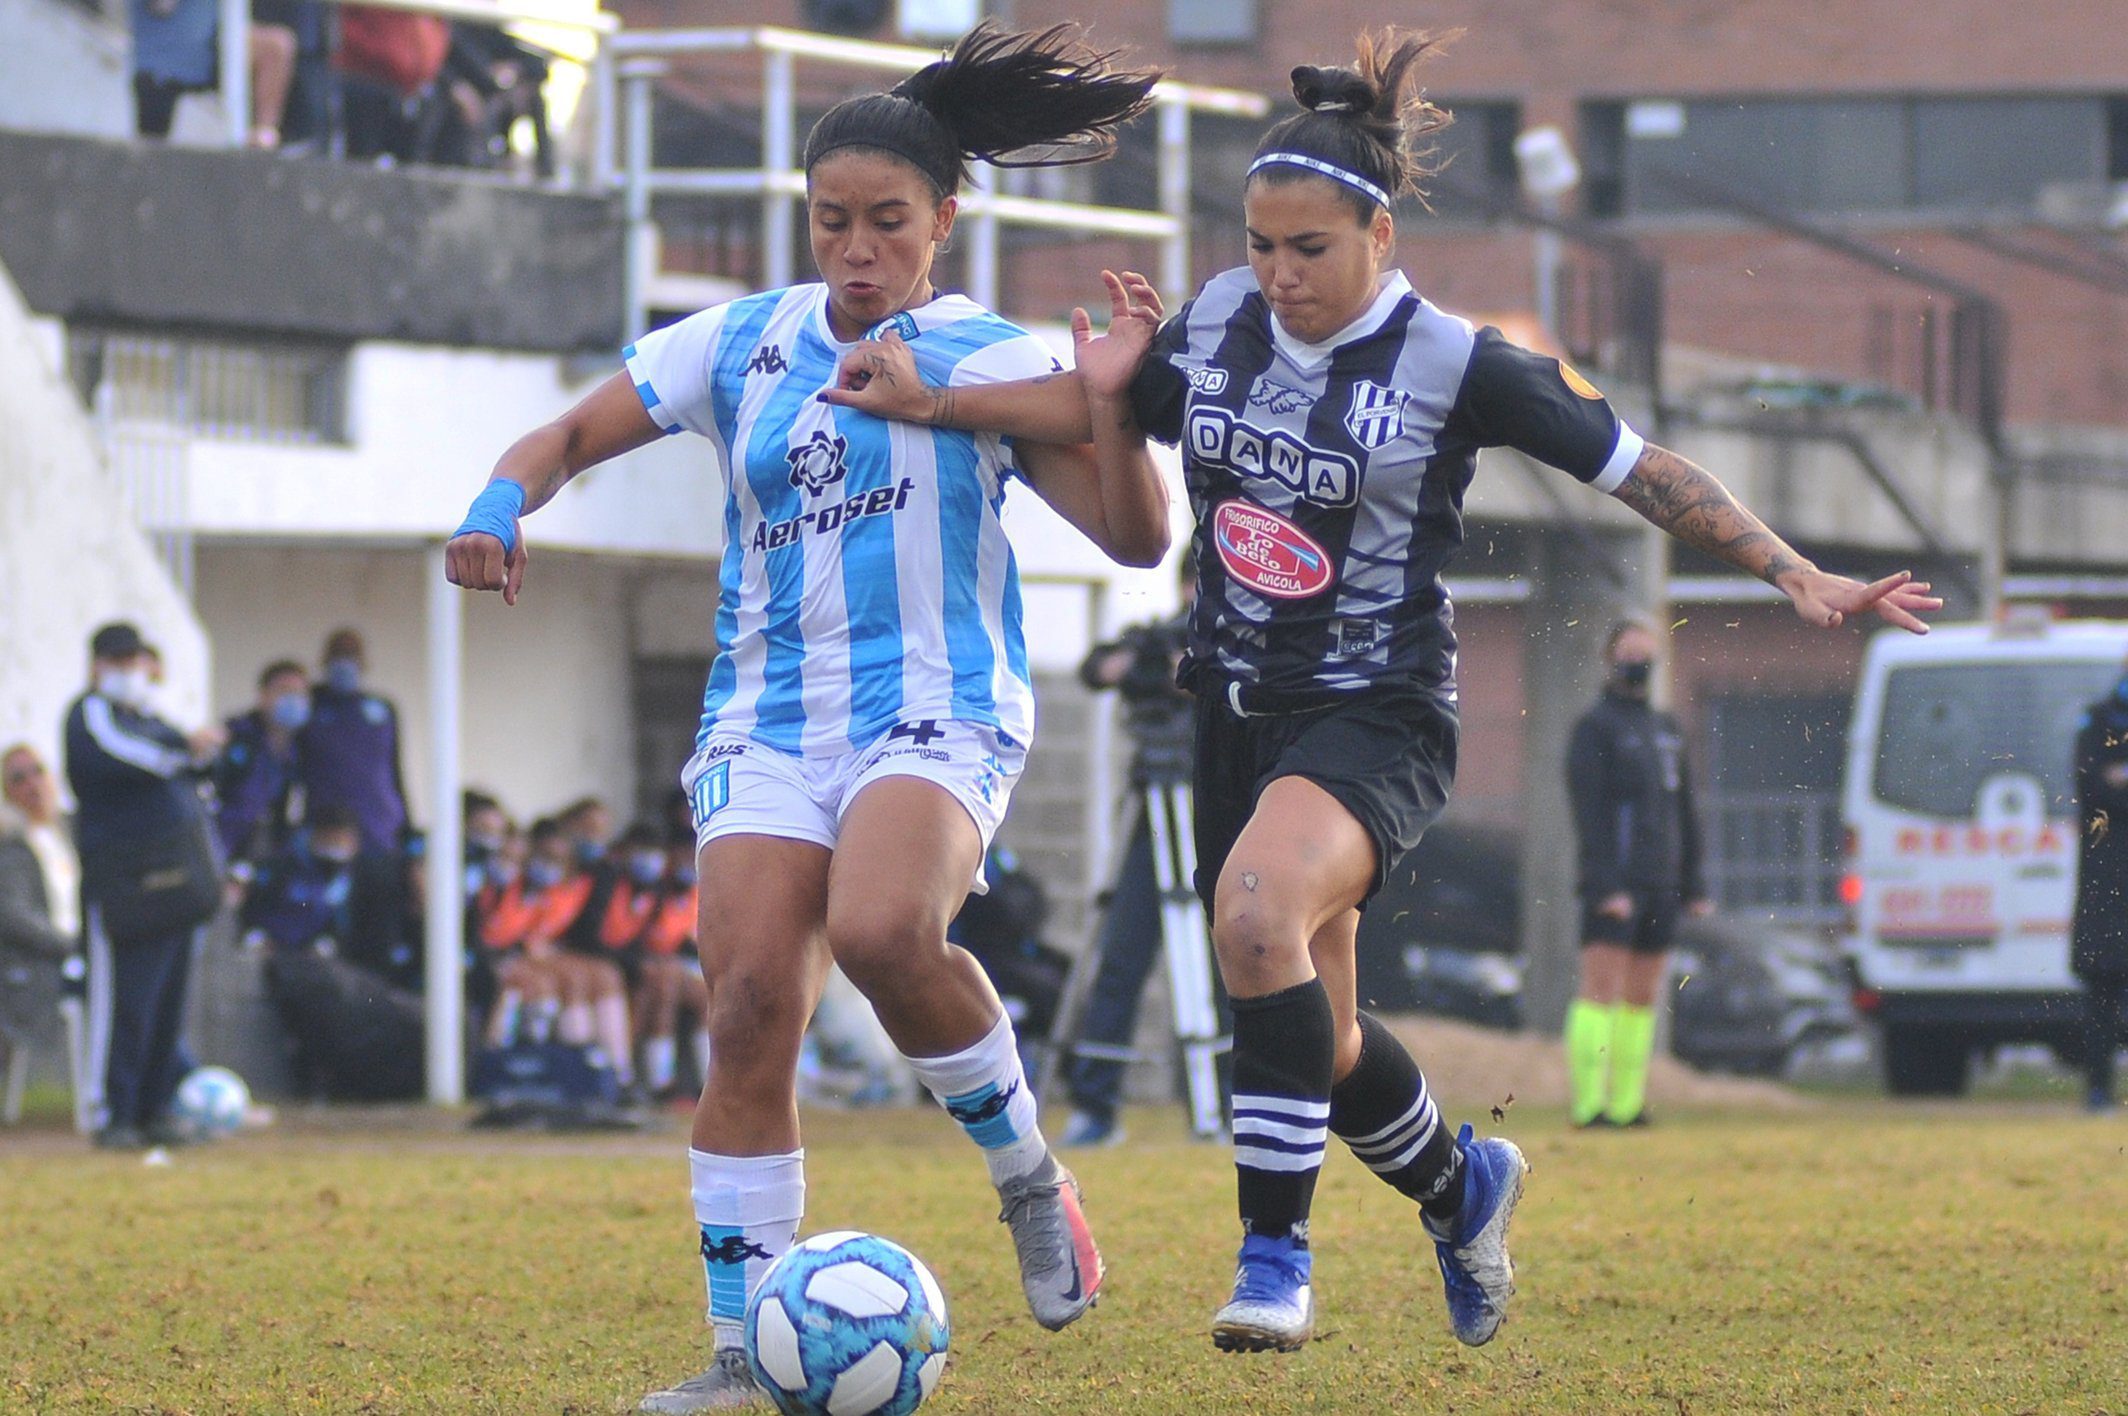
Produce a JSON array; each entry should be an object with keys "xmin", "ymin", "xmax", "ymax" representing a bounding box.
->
[
  {"xmin": 1211, "ymin": 499, "xmax": 1334, "ymax": 600},
  {"xmin": 866, "ymin": 311, "xmax": 922, "ymax": 343},
  {"xmin": 1345, "ymin": 380, "xmax": 1409, "ymax": 450},
  {"xmin": 786, "ymin": 429, "xmax": 850, "ymax": 497},
  {"xmin": 1249, "ymin": 378, "xmax": 1313, "ymax": 415},
  {"xmin": 1183, "ymin": 366, "xmax": 1229, "ymax": 395}
]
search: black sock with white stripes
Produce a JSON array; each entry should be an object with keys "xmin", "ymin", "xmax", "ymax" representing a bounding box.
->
[
  {"xmin": 1229, "ymin": 978, "xmax": 1336, "ymax": 1247},
  {"xmin": 1330, "ymin": 1012, "xmax": 1464, "ymax": 1224}
]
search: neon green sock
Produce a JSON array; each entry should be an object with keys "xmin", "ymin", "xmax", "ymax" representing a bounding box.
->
[
  {"xmin": 1565, "ymin": 999, "xmax": 1614, "ymax": 1126},
  {"xmin": 1607, "ymin": 1005, "xmax": 1657, "ymax": 1124}
]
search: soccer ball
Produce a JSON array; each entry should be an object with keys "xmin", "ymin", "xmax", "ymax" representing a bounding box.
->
[
  {"xmin": 744, "ymin": 1231, "xmax": 950, "ymax": 1416},
  {"xmin": 172, "ymin": 1066, "xmax": 249, "ymax": 1139}
]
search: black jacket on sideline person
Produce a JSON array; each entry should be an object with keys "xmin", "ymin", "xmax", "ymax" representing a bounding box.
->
[
  {"xmin": 2073, "ymin": 686, "xmax": 2128, "ymax": 980},
  {"xmin": 1566, "ymin": 689, "xmax": 1704, "ymax": 902},
  {"xmin": 65, "ymin": 690, "xmax": 213, "ymax": 883}
]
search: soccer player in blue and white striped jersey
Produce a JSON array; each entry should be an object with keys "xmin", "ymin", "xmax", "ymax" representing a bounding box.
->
[{"xmin": 447, "ymin": 25, "xmax": 1172, "ymax": 1412}]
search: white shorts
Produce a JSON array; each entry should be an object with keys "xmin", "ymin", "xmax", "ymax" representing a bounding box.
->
[{"xmin": 681, "ymin": 719, "xmax": 1027, "ymax": 892}]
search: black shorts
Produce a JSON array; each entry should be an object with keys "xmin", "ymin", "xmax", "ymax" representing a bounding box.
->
[
  {"xmin": 1580, "ymin": 893, "xmax": 1682, "ymax": 955},
  {"xmin": 1191, "ymin": 685, "xmax": 1458, "ymax": 909}
]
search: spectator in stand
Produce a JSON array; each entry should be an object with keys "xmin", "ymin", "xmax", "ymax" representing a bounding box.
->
[
  {"xmin": 130, "ymin": 0, "xmax": 216, "ymax": 140},
  {"xmin": 215, "ymin": 660, "xmax": 310, "ymax": 880},
  {"xmin": 301, "ymin": 628, "xmax": 408, "ymax": 857},
  {"xmin": 583, "ymin": 822, "xmax": 669, "ymax": 1090},
  {"xmin": 66, "ymin": 622, "xmax": 226, "ymax": 1149},
  {"xmin": 477, "ymin": 818, "xmax": 634, "ymax": 1091},
  {"xmin": 244, "ymin": 805, "xmax": 424, "ymax": 1099},
  {"xmin": 557, "ymin": 795, "xmax": 615, "ymax": 872},
  {"xmin": 334, "ymin": 4, "xmax": 450, "ymax": 162},
  {"xmin": 461, "ymin": 791, "xmax": 513, "ymax": 1020},
  {"xmin": 243, "ymin": 0, "xmax": 301, "ymax": 149},
  {"xmin": 2, "ymin": 745, "xmax": 79, "ymax": 963},
  {"xmin": 435, "ymin": 22, "xmax": 554, "ymax": 177},
  {"xmin": 638, "ymin": 828, "xmax": 710, "ymax": 1097}
]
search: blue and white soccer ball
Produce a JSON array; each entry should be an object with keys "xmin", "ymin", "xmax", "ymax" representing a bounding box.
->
[
  {"xmin": 172, "ymin": 1066, "xmax": 249, "ymax": 1139},
  {"xmin": 744, "ymin": 1231, "xmax": 950, "ymax": 1416}
]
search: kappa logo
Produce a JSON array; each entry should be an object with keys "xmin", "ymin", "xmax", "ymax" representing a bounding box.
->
[
  {"xmin": 786, "ymin": 429, "xmax": 850, "ymax": 497},
  {"xmin": 1345, "ymin": 380, "xmax": 1409, "ymax": 450},
  {"xmin": 700, "ymin": 1233, "xmax": 774, "ymax": 1266},
  {"xmin": 945, "ymin": 1081, "xmax": 1018, "ymax": 1127},
  {"xmin": 1212, "ymin": 499, "xmax": 1334, "ymax": 600},
  {"xmin": 1249, "ymin": 377, "xmax": 1314, "ymax": 415},
  {"xmin": 1184, "ymin": 366, "xmax": 1230, "ymax": 395},
  {"xmin": 746, "ymin": 344, "xmax": 788, "ymax": 376}
]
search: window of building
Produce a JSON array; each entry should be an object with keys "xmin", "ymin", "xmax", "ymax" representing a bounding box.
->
[
  {"xmin": 1597, "ymin": 93, "xmax": 2120, "ymax": 216},
  {"xmin": 67, "ymin": 328, "xmax": 348, "ymax": 445},
  {"xmin": 1704, "ymin": 692, "xmax": 1849, "ymax": 923},
  {"xmin": 1169, "ymin": 0, "xmax": 1256, "ymax": 45},
  {"xmin": 1425, "ymin": 99, "xmax": 1523, "ymax": 214}
]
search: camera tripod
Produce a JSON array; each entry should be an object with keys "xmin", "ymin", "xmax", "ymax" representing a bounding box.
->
[{"xmin": 1048, "ymin": 772, "xmax": 1230, "ymax": 1139}]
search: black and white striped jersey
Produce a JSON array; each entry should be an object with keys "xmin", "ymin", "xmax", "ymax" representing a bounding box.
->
[{"xmin": 1129, "ymin": 267, "xmax": 1643, "ymax": 710}]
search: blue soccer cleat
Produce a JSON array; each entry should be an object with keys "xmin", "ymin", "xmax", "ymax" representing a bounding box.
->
[
  {"xmin": 1210, "ymin": 1234, "xmax": 1315, "ymax": 1353},
  {"xmin": 1421, "ymin": 1123, "xmax": 1529, "ymax": 1347}
]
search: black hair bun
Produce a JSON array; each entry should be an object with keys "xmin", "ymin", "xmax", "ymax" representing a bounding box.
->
[{"xmin": 1290, "ymin": 64, "xmax": 1376, "ymax": 115}]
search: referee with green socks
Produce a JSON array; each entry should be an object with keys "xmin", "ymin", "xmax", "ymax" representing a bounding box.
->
[{"xmin": 1564, "ymin": 620, "xmax": 1710, "ymax": 1129}]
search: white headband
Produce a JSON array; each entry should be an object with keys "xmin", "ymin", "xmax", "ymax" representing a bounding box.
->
[{"xmin": 1247, "ymin": 151, "xmax": 1391, "ymax": 208}]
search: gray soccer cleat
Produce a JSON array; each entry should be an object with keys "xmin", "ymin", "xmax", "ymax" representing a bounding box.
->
[
  {"xmin": 997, "ymin": 1153, "xmax": 1105, "ymax": 1331},
  {"xmin": 636, "ymin": 1347, "xmax": 766, "ymax": 1413},
  {"xmin": 1421, "ymin": 1124, "xmax": 1529, "ymax": 1347}
]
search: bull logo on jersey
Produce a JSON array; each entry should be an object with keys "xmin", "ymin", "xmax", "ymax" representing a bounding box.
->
[
  {"xmin": 1211, "ymin": 499, "xmax": 1334, "ymax": 601},
  {"xmin": 786, "ymin": 429, "xmax": 850, "ymax": 497},
  {"xmin": 1249, "ymin": 377, "xmax": 1313, "ymax": 415},
  {"xmin": 1345, "ymin": 380, "xmax": 1409, "ymax": 450}
]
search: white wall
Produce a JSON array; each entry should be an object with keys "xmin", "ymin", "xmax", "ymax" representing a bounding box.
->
[
  {"xmin": 0, "ymin": 260, "xmax": 209, "ymax": 779},
  {"xmin": 0, "ymin": 0, "xmax": 133, "ymax": 142},
  {"xmin": 192, "ymin": 544, "xmax": 643, "ymax": 826},
  {"xmin": 183, "ymin": 342, "xmax": 724, "ymax": 558}
]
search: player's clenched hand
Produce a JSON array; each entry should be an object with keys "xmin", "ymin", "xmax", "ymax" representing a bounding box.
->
[
  {"xmin": 820, "ymin": 330, "xmax": 934, "ymax": 422},
  {"xmin": 1778, "ymin": 568, "xmax": 1941, "ymax": 635},
  {"xmin": 1074, "ymin": 269, "xmax": 1162, "ymax": 404},
  {"xmin": 445, "ymin": 530, "xmax": 531, "ymax": 606}
]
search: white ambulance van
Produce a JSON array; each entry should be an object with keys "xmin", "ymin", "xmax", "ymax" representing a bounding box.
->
[{"xmin": 1842, "ymin": 615, "xmax": 2128, "ymax": 1094}]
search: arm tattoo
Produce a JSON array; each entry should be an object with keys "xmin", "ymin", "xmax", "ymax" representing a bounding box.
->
[{"xmin": 1614, "ymin": 445, "xmax": 1808, "ymax": 585}]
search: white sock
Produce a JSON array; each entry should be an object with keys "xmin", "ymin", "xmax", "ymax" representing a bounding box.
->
[
  {"xmin": 693, "ymin": 1029, "xmax": 713, "ymax": 1087},
  {"xmin": 527, "ymin": 999, "xmax": 559, "ymax": 1043},
  {"xmin": 594, "ymin": 995, "xmax": 635, "ymax": 1085},
  {"xmin": 903, "ymin": 1012, "xmax": 1048, "ymax": 1186},
  {"xmin": 691, "ymin": 1148, "xmax": 805, "ymax": 1351},
  {"xmin": 560, "ymin": 1002, "xmax": 595, "ymax": 1047},
  {"xmin": 645, "ymin": 1036, "xmax": 677, "ymax": 1092}
]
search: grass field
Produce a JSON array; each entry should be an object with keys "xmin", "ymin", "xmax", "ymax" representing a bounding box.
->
[{"xmin": 6, "ymin": 1099, "xmax": 2127, "ymax": 1415}]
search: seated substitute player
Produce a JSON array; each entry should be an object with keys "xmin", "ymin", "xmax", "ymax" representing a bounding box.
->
[
  {"xmin": 445, "ymin": 24, "xmax": 1173, "ymax": 1412},
  {"xmin": 824, "ymin": 27, "xmax": 1940, "ymax": 1355}
]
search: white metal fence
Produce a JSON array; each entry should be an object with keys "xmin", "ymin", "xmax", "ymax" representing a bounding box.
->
[{"xmin": 1704, "ymin": 788, "xmax": 1844, "ymax": 926}]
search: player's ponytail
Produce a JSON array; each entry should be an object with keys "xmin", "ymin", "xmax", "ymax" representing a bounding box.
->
[
  {"xmin": 805, "ymin": 23, "xmax": 1163, "ymax": 199},
  {"xmin": 1250, "ymin": 28, "xmax": 1458, "ymax": 218}
]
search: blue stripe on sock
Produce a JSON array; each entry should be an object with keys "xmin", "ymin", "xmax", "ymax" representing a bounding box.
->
[
  {"xmin": 944, "ymin": 1081, "xmax": 1021, "ymax": 1150},
  {"xmin": 699, "ymin": 1223, "xmax": 753, "ymax": 1322}
]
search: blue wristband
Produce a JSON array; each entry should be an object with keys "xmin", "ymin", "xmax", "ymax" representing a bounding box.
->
[{"xmin": 454, "ymin": 480, "xmax": 527, "ymax": 554}]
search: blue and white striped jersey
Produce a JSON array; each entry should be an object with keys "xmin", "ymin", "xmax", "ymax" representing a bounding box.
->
[{"xmin": 624, "ymin": 283, "xmax": 1060, "ymax": 757}]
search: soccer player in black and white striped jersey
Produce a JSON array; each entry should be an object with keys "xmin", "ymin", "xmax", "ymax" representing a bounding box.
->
[{"xmin": 828, "ymin": 28, "xmax": 1939, "ymax": 1356}]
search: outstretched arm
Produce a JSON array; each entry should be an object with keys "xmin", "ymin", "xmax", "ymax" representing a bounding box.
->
[
  {"xmin": 445, "ymin": 371, "xmax": 661, "ymax": 604},
  {"xmin": 1614, "ymin": 444, "xmax": 1942, "ymax": 634},
  {"xmin": 821, "ymin": 269, "xmax": 1165, "ymax": 446}
]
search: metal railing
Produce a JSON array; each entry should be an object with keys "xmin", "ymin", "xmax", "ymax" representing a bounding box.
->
[
  {"xmin": 1703, "ymin": 789, "xmax": 1844, "ymax": 926},
  {"xmin": 594, "ymin": 25, "xmax": 1269, "ymax": 339}
]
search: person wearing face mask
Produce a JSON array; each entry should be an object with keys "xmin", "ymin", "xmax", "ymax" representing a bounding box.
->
[
  {"xmin": 2071, "ymin": 658, "xmax": 2128, "ymax": 1113},
  {"xmin": 638, "ymin": 831, "xmax": 711, "ymax": 1099},
  {"xmin": 300, "ymin": 627, "xmax": 409, "ymax": 857},
  {"xmin": 215, "ymin": 660, "xmax": 313, "ymax": 877},
  {"xmin": 246, "ymin": 805, "xmax": 425, "ymax": 1099},
  {"xmin": 64, "ymin": 621, "xmax": 229, "ymax": 1149},
  {"xmin": 1564, "ymin": 619, "xmax": 1712, "ymax": 1131},
  {"xmin": 580, "ymin": 821, "xmax": 685, "ymax": 1099}
]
